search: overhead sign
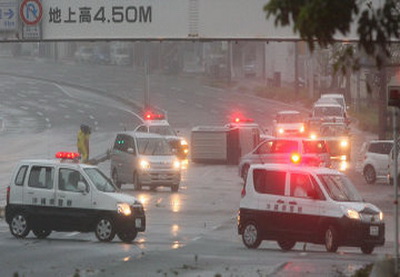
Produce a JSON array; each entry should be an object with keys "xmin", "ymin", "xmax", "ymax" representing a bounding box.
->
[
  {"xmin": 0, "ymin": 1, "xmax": 17, "ymax": 31},
  {"xmin": 20, "ymin": 0, "xmax": 42, "ymax": 25},
  {"xmin": 2, "ymin": 0, "xmax": 377, "ymax": 41}
]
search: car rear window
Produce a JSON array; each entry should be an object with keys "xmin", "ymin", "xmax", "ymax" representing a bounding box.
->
[
  {"xmin": 253, "ymin": 169, "xmax": 286, "ymax": 195},
  {"xmin": 303, "ymin": 140, "xmax": 328, "ymax": 154}
]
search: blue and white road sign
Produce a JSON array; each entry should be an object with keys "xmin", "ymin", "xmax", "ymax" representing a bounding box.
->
[{"xmin": 0, "ymin": 1, "xmax": 17, "ymax": 30}]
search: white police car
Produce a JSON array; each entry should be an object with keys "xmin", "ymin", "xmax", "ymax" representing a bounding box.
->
[
  {"xmin": 238, "ymin": 164, "xmax": 385, "ymax": 254},
  {"xmin": 134, "ymin": 111, "xmax": 189, "ymax": 160},
  {"xmin": 5, "ymin": 152, "xmax": 146, "ymax": 243}
]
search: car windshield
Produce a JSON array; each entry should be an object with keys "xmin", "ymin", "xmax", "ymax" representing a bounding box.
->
[
  {"xmin": 276, "ymin": 113, "xmax": 302, "ymax": 123},
  {"xmin": 317, "ymin": 174, "xmax": 363, "ymax": 202},
  {"xmin": 148, "ymin": 125, "xmax": 177, "ymax": 136},
  {"xmin": 137, "ymin": 137, "xmax": 172, "ymax": 155},
  {"xmin": 314, "ymin": 106, "xmax": 343, "ymax": 117},
  {"xmin": 84, "ymin": 168, "xmax": 116, "ymax": 192},
  {"xmin": 303, "ymin": 140, "xmax": 328, "ymax": 153},
  {"xmin": 320, "ymin": 125, "xmax": 347, "ymax": 136}
]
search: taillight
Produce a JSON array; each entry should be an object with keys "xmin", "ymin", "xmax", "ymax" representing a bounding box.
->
[
  {"xmin": 6, "ymin": 186, "xmax": 10, "ymax": 204},
  {"xmin": 241, "ymin": 183, "xmax": 246, "ymax": 198},
  {"xmin": 291, "ymin": 153, "xmax": 301, "ymax": 164}
]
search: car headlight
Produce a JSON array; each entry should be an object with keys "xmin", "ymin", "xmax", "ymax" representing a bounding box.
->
[
  {"xmin": 173, "ymin": 159, "xmax": 181, "ymax": 170},
  {"xmin": 379, "ymin": 212, "xmax": 384, "ymax": 221},
  {"xmin": 278, "ymin": 128, "xmax": 284, "ymax": 134},
  {"xmin": 299, "ymin": 125, "xmax": 305, "ymax": 133},
  {"xmin": 180, "ymin": 139, "xmax": 188, "ymax": 146},
  {"xmin": 140, "ymin": 159, "xmax": 150, "ymax": 170},
  {"xmin": 117, "ymin": 203, "xmax": 132, "ymax": 216},
  {"xmin": 340, "ymin": 140, "xmax": 349, "ymax": 148},
  {"xmin": 342, "ymin": 207, "xmax": 360, "ymax": 220}
]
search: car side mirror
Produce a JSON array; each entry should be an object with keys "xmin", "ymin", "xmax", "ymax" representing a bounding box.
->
[
  {"xmin": 77, "ymin": 181, "xmax": 87, "ymax": 193},
  {"xmin": 127, "ymin": 147, "xmax": 135, "ymax": 154}
]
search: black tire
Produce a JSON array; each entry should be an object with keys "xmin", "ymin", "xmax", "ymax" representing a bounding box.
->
[
  {"xmin": 363, "ymin": 165, "xmax": 376, "ymax": 184},
  {"xmin": 32, "ymin": 229, "xmax": 52, "ymax": 239},
  {"xmin": 277, "ymin": 239, "xmax": 296, "ymax": 251},
  {"xmin": 325, "ymin": 225, "xmax": 339, "ymax": 253},
  {"xmin": 242, "ymin": 164, "xmax": 250, "ymax": 182},
  {"xmin": 133, "ymin": 172, "xmax": 142, "ymax": 191},
  {"xmin": 171, "ymin": 184, "xmax": 179, "ymax": 192},
  {"xmin": 9, "ymin": 213, "xmax": 30, "ymax": 238},
  {"xmin": 242, "ymin": 222, "xmax": 262, "ymax": 249},
  {"xmin": 95, "ymin": 217, "xmax": 116, "ymax": 242},
  {"xmin": 361, "ymin": 244, "xmax": 374, "ymax": 254},
  {"xmin": 112, "ymin": 170, "xmax": 122, "ymax": 189},
  {"xmin": 117, "ymin": 229, "xmax": 138, "ymax": 243}
]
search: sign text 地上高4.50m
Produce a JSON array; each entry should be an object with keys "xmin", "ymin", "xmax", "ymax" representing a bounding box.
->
[{"xmin": 48, "ymin": 5, "xmax": 151, "ymax": 24}]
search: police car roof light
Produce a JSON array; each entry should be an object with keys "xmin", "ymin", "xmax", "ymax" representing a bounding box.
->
[
  {"xmin": 55, "ymin": 152, "xmax": 81, "ymax": 160},
  {"xmin": 144, "ymin": 111, "xmax": 165, "ymax": 120},
  {"xmin": 233, "ymin": 117, "xmax": 254, "ymax": 124},
  {"xmin": 291, "ymin": 153, "xmax": 301, "ymax": 164}
]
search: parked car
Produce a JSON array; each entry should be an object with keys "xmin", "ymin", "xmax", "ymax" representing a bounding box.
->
[
  {"xmin": 362, "ymin": 140, "xmax": 393, "ymax": 184},
  {"xmin": 272, "ymin": 110, "xmax": 305, "ymax": 137}
]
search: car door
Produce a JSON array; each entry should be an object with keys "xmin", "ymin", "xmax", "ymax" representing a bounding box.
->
[
  {"xmin": 112, "ymin": 134, "xmax": 135, "ymax": 183},
  {"xmin": 24, "ymin": 165, "xmax": 56, "ymax": 228},
  {"xmin": 54, "ymin": 168, "xmax": 92, "ymax": 230},
  {"xmin": 375, "ymin": 142, "xmax": 393, "ymax": 177},
  {"xmin": 253, "ymin": 169, "xmax": 289, "ymax": 237},
  {"xmin": 286, "ymin": 172, "xmax": 324, "ymax": 240}
]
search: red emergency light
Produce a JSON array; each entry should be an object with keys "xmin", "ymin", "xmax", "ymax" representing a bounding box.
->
[
  {"xmin": 55, "ymin": 152, "xmax": 81, "ymax": 160},
  {"xmin": 144, "ymin": 111, "xmax": 165, "ymax": 120},
  {"xmin": 290, "ymin": 153, "xmax": 301, "ymax": 164},
  {"xmin": 233, "ymin": 117, "xmax": 254, "ymax": 124}
]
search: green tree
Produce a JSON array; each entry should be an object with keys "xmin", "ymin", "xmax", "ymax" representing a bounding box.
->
[{"xmin": 264, "ymin": 0, "xmax": 400, "ymax": 138}]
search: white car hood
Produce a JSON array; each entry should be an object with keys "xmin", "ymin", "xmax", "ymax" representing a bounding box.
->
[
  {"xmin": 277, "ymin": 123, "xmax": 303, "ymax": 130},
  {"xmin": 104, "ymin": 192, "xmax": 138, "ymax": 205}
]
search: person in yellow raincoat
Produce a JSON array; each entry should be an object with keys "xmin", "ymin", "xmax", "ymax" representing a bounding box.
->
[{"xmin": 77, "ymin": 124, "xmax": 91, "ymax": 163}]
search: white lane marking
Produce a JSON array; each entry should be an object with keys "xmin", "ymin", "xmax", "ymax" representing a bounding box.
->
[
  {"xmin": 64, "ymin": 115, "xmax": 70, "ymax": 119},
  {"xmin": 89, "ymin": 115, "xmax": 95, "ymax": 120},
  {"xmin": 45, "ymin": 118, "xmax": 50, "ymax": 122},
  {"xmin": 177, "ymin": 99, "xmax": 186, "ymax": 104},
  {"xmin": 19, "ymin": 106, "xmax": 29, "ymax": 110},
  {"xmin": 36, "ymin": 111, "xmax": 43, "ymax": 116},
  {"xmin": 65, "ymin": 232, "xmax": 80, "ymax": 237},
  {"xmin": 58, "ymin": 103, "xmax": 68, "ymax": 108},
  {"xmin": 203, "ymin": 85, "xmax": 224, "ymax": 92},
  {"xmin": 195, "ymin": 103, "xmax": 203, "ymax": 109}
]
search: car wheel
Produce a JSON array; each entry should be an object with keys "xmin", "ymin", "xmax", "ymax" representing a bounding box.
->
[
  {"xmin": 361, "ymin": 244, "xmax": 374, "ymax": 254},
  {"xmin": 325, "ymin": 225, "xmax": 339, "ymax": 253},
  {"xmin": 277, "ymin": 239, "xmax": 296, "ymax": 251},
  {"xmin": 32, "ymin": 229, "xmax": 52, "ymax": 239},
  {"xmin": 117, "ymin": 229, "xmax": 138, "ymax": 243},
  {"xmin": 363, "ymin": 165, "xmax": 376, "ymax": 184},
  {"xmin": 112, "ymin": 170, "xmax": 122, "ymax": 189},
  {"xmin": 10, "ymin": 213, "xmax": 30, "ymax": 238},
  {"xmin": 95, "ymin": 217, "xmax": 116, "ymax": 242},
  {"xmin": 133, "ymin": 172, "xmax": 142, "ymax": 191},
  {"xmin": 242, "ymin": 164, "xmax": 250, "ymax": 182},
  {"xmin": 171, "ymin": 184, "xmax": 179, "ymax": 192},
  {"xmin": 242, "ymin": 222, "xmax": 261, "ymax": 249}
]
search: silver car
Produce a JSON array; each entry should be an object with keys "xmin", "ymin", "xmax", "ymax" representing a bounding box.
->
[{"xmin": 110, "ymin": 132, "xmax": 181, "ymax": 191}]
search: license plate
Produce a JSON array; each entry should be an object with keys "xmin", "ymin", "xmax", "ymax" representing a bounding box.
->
[
  {"xmin": 370, "ymin": 226, "xmax": 379, "ymax": 236},
  {"xmin": 135, "ymin": 218, "xmax": 142, "ymax": 228}
]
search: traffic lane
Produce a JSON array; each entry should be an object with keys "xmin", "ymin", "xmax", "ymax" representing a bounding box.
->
[
  {"xmin": 0, "ymin": 76, "xmax": 142, "ymax": 134},
  {"xmin": 0, "ymin": 221, "xmax": 145, "ymax": 277}
]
